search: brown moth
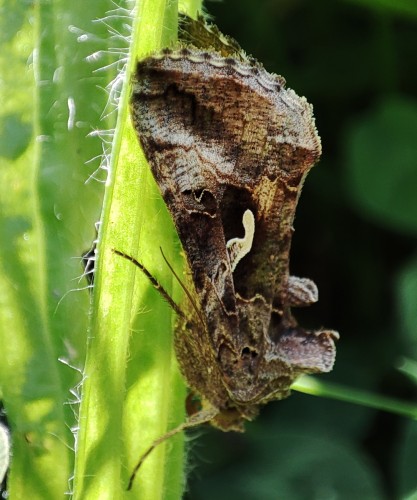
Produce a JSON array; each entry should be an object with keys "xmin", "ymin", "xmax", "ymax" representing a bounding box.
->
[{"xmin": 125, "ymin": 14, "xmax": 338, "ymax": 484}]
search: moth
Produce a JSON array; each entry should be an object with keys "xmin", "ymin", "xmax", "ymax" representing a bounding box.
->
[{"xmin": 122, "ymin": 14, "xmax": 338, "ymax": 486}]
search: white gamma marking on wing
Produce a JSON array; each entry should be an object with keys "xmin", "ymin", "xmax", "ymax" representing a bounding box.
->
[{"xmin": 226, "ymin": 209, "xmax": 255, "ymax": 272}]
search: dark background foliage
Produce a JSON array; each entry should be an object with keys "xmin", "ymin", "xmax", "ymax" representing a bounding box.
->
[{"xmin": 185, "ymin": 1, "xmax": 417, "ymax": 498}]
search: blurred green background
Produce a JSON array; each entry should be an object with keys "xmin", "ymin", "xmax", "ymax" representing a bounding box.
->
[
  {"xmin": 1, "ymin": 0, "xmax": 416, "ymax": 498},
  {"xmin": 182, "ymin": 1, "xmax": 417, "ymax": 499}
]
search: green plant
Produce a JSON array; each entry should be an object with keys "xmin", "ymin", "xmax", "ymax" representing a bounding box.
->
[{"xmin": 1, "ymin": 0, "xmax": 417, "ymax": 499}]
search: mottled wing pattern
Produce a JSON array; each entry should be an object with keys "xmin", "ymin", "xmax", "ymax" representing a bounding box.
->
[
  {"xmin": 131, "ymin": 49, "xmax": 320, "ymax": 314},
  {"xmin": 130, "ymin": 36, "xmax": 337, "ymax": 423}
]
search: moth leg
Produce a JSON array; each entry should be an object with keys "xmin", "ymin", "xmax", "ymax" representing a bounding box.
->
[
  {"xmin": 127, "ymin": 406, "xmax": 219, "ymax": 490},
  {"xmin": 112, "ymin": 249, "xmax": 185, "ymax": 319},
  {"xmin": 287, "ymin": 276, "xmax": 318, "ymax": 307}
]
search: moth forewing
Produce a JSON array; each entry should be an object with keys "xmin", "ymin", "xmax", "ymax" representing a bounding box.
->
[
  {"xmin": 131, "ymin": 46, "xmax": 337, "ymax": 400},
  {"xmin": 126, "ymin": 13, "xmax": 338, "ymax": 487}
]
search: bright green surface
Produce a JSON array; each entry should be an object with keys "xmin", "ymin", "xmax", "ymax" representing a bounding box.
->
[{"xmin": 1, "ymin": 0, "xmax": 416, "ymax": 499}]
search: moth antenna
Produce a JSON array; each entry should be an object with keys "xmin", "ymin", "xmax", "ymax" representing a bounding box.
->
[
  {"xmin": 159, "ymin": 247, "xmax": 207, "ymax": 330},
  {"xmin": 112, "ymin": 249, "xmax": 185, "ymax": 319},
  {"xmin": 127, "ymin": 406, "xmax": 218, "ymax": 490}
]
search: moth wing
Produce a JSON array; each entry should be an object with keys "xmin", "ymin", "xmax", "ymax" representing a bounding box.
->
[
  {"xmin": 132, "ymin": 51, "xmax": 321, "ymax": 310},
  {"xmin": 274, "ymin": 328, "xmax": 339, "ymax": 373}
]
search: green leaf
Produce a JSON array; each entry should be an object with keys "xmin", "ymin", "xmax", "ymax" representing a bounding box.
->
[
  {"xmin": 345, "ymin": 97, "xmax": 417, "ymax": 234},
  {"xmin": 342, "ymin": 0, "xmax": 417, "ymax": 18},
  {"xmin": 397, "ymin": 255, "xmax": 417, "ymax": 357},
  {"xmin": 196, "ymin": 428, "xmax": 386, "ymax": 500},
  {"xmin": 397, "ymin": 358, "xmax": 417, "ymax": 386},
  {"xmin": 395, "ymin": 420, "xmax": 417, "ymax": 499},
  {"xmin": 0, "ymin": 0, "xmax": 127, "ymax": 497}
]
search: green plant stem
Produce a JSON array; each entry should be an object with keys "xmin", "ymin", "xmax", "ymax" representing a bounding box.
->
[
  {"xmin": 293, "ymin": 375, "xmax": 417, "ymax": 419},
  {"xmin": 72, "ymin": 1, "xmax": 202, "ymax": 499}
]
